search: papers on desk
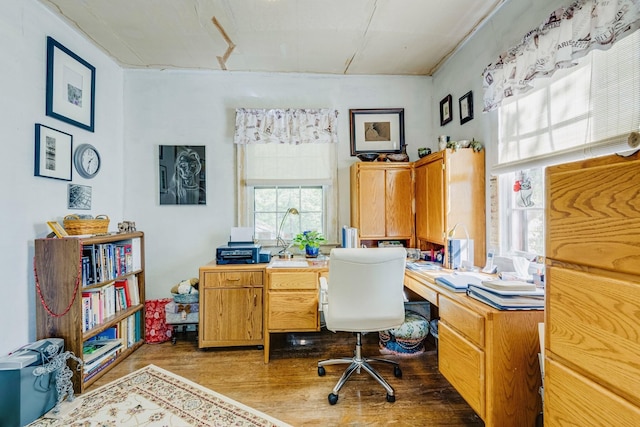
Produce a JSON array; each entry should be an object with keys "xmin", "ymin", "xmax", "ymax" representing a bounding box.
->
[
  {"xmin": 435, "ymin": 272, "xmax": 488, "ymax": 292},
  {"xmin": 467, "ymin": 281, "xmax": 544, "ymax": 310},
  {"xmin": 406, "ymin": 261, "xmax": 442, "ymax": 271},
  {"xmin": 270, "ymin": 260, "xmax": 309, "ymax": 268}
]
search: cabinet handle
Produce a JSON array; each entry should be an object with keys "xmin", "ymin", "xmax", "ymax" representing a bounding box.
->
[
  {"xmin": 253, "ymin": 293, "xmax": 257, "ymax": 307},
  {"xmin": 226, "ymin": 277, "xmax": 240, "ymax": 281}
]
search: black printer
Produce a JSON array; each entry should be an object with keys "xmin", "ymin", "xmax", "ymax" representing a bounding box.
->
[{"xmin": 216, "ymin": 242, "xmax": 271, "ymax": 264}]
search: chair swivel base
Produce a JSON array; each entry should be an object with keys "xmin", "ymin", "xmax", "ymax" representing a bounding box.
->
[{"xmin": 317, "ymin": 332, "xmax": 402, "ymax": 405}]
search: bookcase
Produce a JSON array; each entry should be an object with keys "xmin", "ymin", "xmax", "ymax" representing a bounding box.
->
[{"xmin": 34, "ymin": 231, "xmax": 145, "ymax": 393}]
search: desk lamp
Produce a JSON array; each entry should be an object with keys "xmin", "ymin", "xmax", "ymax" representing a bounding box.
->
[{"xmin": 276, "ymin": 208, "xmax": 299, "ymax": 258}]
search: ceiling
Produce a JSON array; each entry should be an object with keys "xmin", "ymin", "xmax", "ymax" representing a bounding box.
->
[{"xmin": 38, "ymin": 0, "xmax": 505, "ymax": 76}]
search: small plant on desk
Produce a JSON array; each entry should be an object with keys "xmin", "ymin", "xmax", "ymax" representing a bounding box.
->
[{"xmin": 293, "ymin": 230, "xmax": 326, "ymax": 258}]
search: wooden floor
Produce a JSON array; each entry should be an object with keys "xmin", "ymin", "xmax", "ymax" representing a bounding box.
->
[{"xmin": 89, "ymin": 329, "xmax": 483, "ymax": 426}]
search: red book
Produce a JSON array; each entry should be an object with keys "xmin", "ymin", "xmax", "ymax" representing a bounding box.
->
[{"xmin": 114, "ymin": 279, "xmax": 131, "ymax": 308}]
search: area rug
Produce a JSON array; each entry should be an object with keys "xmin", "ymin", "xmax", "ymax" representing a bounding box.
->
[{"xmin": 28, "ymin": 364, "xmax": 291, "ymax": 427}]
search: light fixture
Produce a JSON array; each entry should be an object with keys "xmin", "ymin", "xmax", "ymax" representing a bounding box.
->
[{"xmin": 276, "ymin": 208, "xmax": 299, "ymax": 258}]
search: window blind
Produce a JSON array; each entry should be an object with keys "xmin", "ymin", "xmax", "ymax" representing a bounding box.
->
[{"xmin": 493, "ymin": 29, "xmax": 639, "ymax": 174}]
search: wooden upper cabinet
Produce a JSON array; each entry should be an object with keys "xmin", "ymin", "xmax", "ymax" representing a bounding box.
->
[
  {"xmin": 414, "ymin": 149, "xmax": 485, "ymax": 266},
  {"xmin": 350, "ymin": 162, "xmax": 414, "ymax": 241}
]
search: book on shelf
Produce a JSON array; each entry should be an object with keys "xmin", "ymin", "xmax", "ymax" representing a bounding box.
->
[
  {"xmin": 82, "ymin": 339, "xmax": 122, "ymax": 365},
  {"xmin": 87, "ymin": 327, "xmax": 118, "ymax": 341},
  {"xmin": 83, "ymin": 353, "xmax": 117, "ymax": 381}
]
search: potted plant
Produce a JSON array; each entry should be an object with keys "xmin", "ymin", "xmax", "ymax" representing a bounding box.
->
[{"xmin": 292, "ymin": 230, "xmax": 326, "ymax": 258}]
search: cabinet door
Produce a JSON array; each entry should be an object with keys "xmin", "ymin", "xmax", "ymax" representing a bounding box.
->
[
  {"xmin": 414, "ymin": 163, "xmax": 428, "ymax": 240},
  {"xmin": 357, "ymin": 168, "xmax": 386, "ymax": 237},
  {"xmin": 426, "ymin": 158, "xmax": 445, "ymax": 244},
  {"xmin": 201, "ymin": 287, "xmax": 262, "ymax": 343},
  {"xmin": 386, "ymin": 167, "xmax": 413, "ymax": 237}
]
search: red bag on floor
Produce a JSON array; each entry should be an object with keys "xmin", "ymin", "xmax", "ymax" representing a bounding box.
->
[{"xmin": 144, "ymin": 298, "xmax": 173, "ymax": 344}]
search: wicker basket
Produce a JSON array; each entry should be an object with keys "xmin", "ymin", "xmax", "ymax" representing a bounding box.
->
[{"xmin": 63, "ymin": 214, "xmax": 110, "ymax": 235}]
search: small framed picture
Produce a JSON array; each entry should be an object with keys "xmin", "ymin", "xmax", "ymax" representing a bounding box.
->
[
  {"xmin": 459, "ymin": 91, "xmax": 474, "ymax": 124},
  {"xmin": 440, "ymin": 95, "xmax": 452, "ymax": 126},
  {"xmin": 68, "ymin": 184, "xmax": 92, "ymax": 210},
  {"xmin": 46, "ymin": 36, "xmax": 96, "ymax": 132},
  {"xmin": 47, "ymin": 221, "xmax": 69, "ymax": 238},
  {"xmin": 349, "ymin": 108, "xmax": 405, "ymax": 156},
  {"xmin": 34, "ymin": 124, "xmax": 73, "ymax": 181}
]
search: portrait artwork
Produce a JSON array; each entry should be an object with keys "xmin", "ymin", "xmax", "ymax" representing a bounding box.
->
[{"xmin": 159, "ymin": 145, "xmax": 206, "ymax": 205}]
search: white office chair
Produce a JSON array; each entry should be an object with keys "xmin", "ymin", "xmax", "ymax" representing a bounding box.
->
[{"xmin": 317, "ymin": 247, "xmax": 406, "ymax": 404}]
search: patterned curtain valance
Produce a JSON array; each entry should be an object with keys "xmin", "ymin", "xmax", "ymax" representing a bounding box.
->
[
  {"xmin": 482, "ymin": 0, "xmax": 640, "ymax": 112},
  {"xmin": 234, "ymin": 108, "xmax": 339, "ymax": 144}
]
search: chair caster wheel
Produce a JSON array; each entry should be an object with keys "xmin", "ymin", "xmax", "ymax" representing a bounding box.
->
[
  {"xmin": 318, "ymin": 366, "xmax": 326, "ymax": 376},
  {"xmin": 386, "ymin": 394, "xmax": 396, "ymax": 403},
  {"xmin": 394, "ymin": 366, "xmax": 402, "ymax": 378},
  {"xmin": 328, "ymin": 393, "xmax": 339, "ymax": 405}
]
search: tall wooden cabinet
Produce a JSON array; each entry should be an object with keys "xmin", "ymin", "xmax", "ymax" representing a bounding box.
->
[
  {"xmin": 545, "ymin": 152, "xmax": 640, "ymax": 425},
  {"xmin": 350, "ymin": 162, "xmax": 414, "ymax": 246},
  {"xmin": 414, "ymin": 148, "xmax": 485, "ymax": 266},
  {"xmin": 34, "ymin": 232, "xmax": 145, "ymax": 393},
  {"xmin": 198, "ymin": 263, "xmax": 263, "ymax": 348}
]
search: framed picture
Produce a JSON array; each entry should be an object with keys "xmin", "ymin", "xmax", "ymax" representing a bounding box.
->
[
  {"xmin": 47, "ymin": 221, "xmax": 69, "ymax": 238},
  {"xmin": 46, "ymin": 36, "xmax": 96, "ymax": 132},
  {"xmin": 68, "ymin": 184, "xmax": 92, "ymax": 210},
  {"xmin": 34, "ymin": 123, "xmax": 73, "ymax": 181},
  {"xmin": 459, "ymin": 91, "xmax": 474, "ymax": 124},
  {"xmin": 440, "ymin": 95, "xmax": 453, "ymax": 126},
  {"xmin": 349, "ymin": 108, "xmax": 405, "ymax": 156},
  {"xmin": 159, "ymin": 145, "xmax": 206, "ymax": 205}
]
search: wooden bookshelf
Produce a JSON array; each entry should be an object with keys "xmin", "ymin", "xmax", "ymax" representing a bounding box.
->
[{"xmin": 34, "ymin": 231, "xmax": 145, "ymax": 393}]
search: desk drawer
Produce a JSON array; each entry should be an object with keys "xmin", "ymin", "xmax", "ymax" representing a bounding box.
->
[
  {"xmin": 440, "ymin": 295, "xmax": 484, "ymax": 348},
  {"xmin": 202, "ymin": 271, "xmax": 263, "ymax": 288},
  {"xmin": 269, "ymin": 271, "xmax": 318, "ymax": 290},
  {"xmin": 439, "ymin": 321, "xmax": 485, "ymax": 418},
  {"xmin": 547, "ymin": 266, "xmax": 640, "ymax": 407},
  {"xmin": 545, "ymin": 358, "xmax": 640, "ymax": 425},
  {"xmin": 268, "ymin": 292, "xmax": 319, "ymax": 330}
]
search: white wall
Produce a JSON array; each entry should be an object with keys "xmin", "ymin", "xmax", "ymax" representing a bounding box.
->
[
  {"xmin": 0, "ymin": 0, "xmax": 124, "ymax": 355},
  {"xmin": 122, "ymin": 70, "xmax": 431, "ymax": 299}
]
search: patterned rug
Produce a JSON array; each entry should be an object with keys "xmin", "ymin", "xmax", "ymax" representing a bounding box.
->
[{"xmin": 28, "ymin": 364, "xmax": 291, "ymax": 427}]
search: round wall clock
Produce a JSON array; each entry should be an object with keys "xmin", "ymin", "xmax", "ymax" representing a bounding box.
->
[{"xmin": 74, "ymin": 143, "xmax": 101, "ymax": 179}]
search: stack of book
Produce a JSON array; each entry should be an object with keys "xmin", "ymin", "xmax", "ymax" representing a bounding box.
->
[
  {"xmin": 467, "ymin": 279, "xmax": 544, "ymax": 310},
  {"xmin": 82, "ymin": 338, "xmax": 122, "ymax": 381}
]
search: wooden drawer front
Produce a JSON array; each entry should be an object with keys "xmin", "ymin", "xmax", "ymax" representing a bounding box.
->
[
  {"xmin": 202, "ymin": 271, "xmax": 262, "ymax": 288},
  {"xmin": 546, "ymin": 156, "xmax": 640, "ymax": 276},
  {"xmin": 439, "ymin": 322, "xmax": 485, "ymax": 419},
  {"xmin": 440, "ymin": 296, "xmax": 484, "ymax": 348},
  {"xmin": 545, "ymin": 358, "xmax": 640, "ymax": 426},
  {"xmin": 268, "ymin": 292, "xmax": 319, "ymax": 330},
  {"xmin": 269, "ymin": 271, "xmax": 318, "ymax": 290},
  {"xmin": 547, "ymin": 266, "xmax": 640, "ymax": 407},
  {"xmin": 404, "ymin": 275, "xmax": 438, "ymax": 305}
]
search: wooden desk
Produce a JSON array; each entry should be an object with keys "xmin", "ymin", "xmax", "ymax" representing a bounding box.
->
[
  {"xmin": 264, "ymin": 261, "xmax": 328, "ymax": 363},
  {"xmin": 200, "ymin": 260, "xmax": 544, "ymax": 426},
  {"xmin": 405, "ymin": 269, "xmax": 544, "ymax": 427}
]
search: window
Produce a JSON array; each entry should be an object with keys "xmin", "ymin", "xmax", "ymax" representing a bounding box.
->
[
  {"xmin": 498, "ymin": 168, "xmax": 544, "ymax": 256},
  {"xmin": 495, "ymin": 30, "xmax": 639, "ymax": 257},
  {"xmin": 238, "ymin": 142, "xmax": 337, "ymax": 245}
]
